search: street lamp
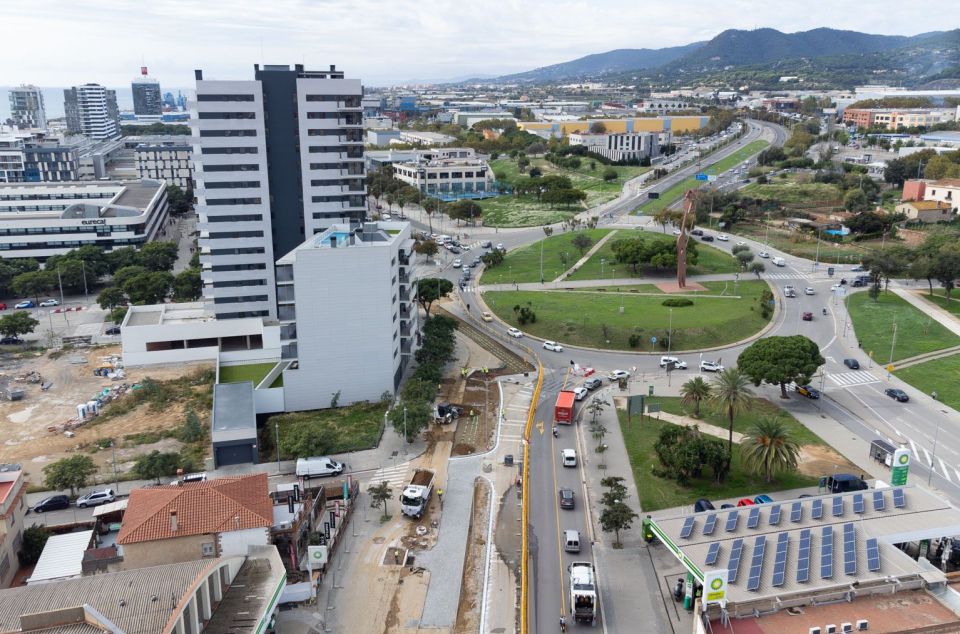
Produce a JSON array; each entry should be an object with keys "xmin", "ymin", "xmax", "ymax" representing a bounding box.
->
[
  {"xmin": 275, "ymin": 422, "xmax": 281, "ymax": 471},
  {"xmin": 403, "ymin": 407, "xmax": 408, "ymax": 455},
  {"xmin": 929, "ymin": 420, "xmax": 942, "ymax": 486},
  {"xmin": 668, "ymin": 308, "xmax": 673, "ymax": 354}
]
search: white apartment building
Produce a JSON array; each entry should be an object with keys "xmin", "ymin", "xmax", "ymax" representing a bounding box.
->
[
  {"xmin": 923, "ymin": 179, "xmax": 960, "ymax": 214},
  {"xmin": 8, "ymin": 85, "xmax": 47, "ymax": 129},
  {"xmin": 275, "ymin": 221, "xmax": 418, "ymax": 409},
  {"xmin": 191, "ymin": 63, "xmax": 365, "ymax": 321},
  {"xmin": 392, "ymin": 148, "xmax": 493, "ymax": 196},
  {"xmin": 63, "ymin": 84, "xmax": 120, "ymax": 140},
  {"xmin": 0, "ymin": 180, "xmax": 168, "ymax": 260},
  {"xmin": 0, "ymin": 464, "xmax": 26, "ymax": 590},
  {"xmin": 568, "ymin": 131, "xmax": 662, "ymax": 163},
  {"xmin": 135, "ymin": 139, "xmax": 193, "ymax": 188}
]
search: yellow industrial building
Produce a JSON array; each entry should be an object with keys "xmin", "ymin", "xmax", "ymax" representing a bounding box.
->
[{"xmin": 518, "ymin": 116, "xmax": 707, "ymax": 138}]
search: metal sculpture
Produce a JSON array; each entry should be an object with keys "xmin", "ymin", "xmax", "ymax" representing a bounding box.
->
[{"xmin": 676, "ymin": 190, "xmax": 696, "ymax": 288}]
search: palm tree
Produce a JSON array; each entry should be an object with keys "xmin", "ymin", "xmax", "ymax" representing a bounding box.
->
[
  {"xmin": 742, "ymin": 418, "xmax": 800, "ymax": 483},
  {"xmin": 709, "ymin": 367, "xmax": 755, "ymax": 456},
  {"xmin": 680, "ymin": 377, "xmax": 712, "ymax": 417}
]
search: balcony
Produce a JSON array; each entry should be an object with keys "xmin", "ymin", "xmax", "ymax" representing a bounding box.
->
[
  {"xmin": 280, "ymin": 323, "xmax": 297, "ymax": 341},
  {"xmin": 282, "ymin": 342, "xmax": 299, "ymax": 360},
  {"xmin": 275, "ymin": 265, "xmax": 294, "ymax": 283},
  {"xmin": 276, "ymin": 285, "xmax": 295, "ymax": 304},
  {"xmin": 277, "ymin": 305, "xmax": 296, "ymax": 322}
]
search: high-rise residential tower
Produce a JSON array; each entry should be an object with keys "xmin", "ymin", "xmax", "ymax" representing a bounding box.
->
[
  {"xmin": 63, "ymin": 84, "xmax": 120, "ymax": 140},
  {"xmin": 191, "ymin": 63, "xmax": 365, "ymax": 320},
  {"xmin": 132, "ymin": 66, "xmax": 163, "ymax": 116},
  {"xmin": 8, "ymin": 85, "xmax": 47, "ymax": 129}
]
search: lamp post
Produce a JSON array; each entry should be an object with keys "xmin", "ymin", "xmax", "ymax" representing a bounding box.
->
[
  {"xmin": 888, "ymin": 321, "xmax": 898, "ymax": 372},
  {"xmin": 929, "ymin": 420, "xmax": 942, "ymax": 486},
  {"xmin": 275, "ymin": 422, "xmax": 281, "ymax": 471},
  {"xmin": 668, "ymin": 308, "xmax": 673, "ymax": 354},
  {"xmin": 403, "ymin": 407, "xmax": 408, "ymax": 455}
]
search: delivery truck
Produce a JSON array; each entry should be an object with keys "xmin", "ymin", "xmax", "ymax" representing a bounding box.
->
[
  {"xmin": 400, "ymin": 468, "xmax": 435, "ymax": 518},
  {"xmin": 569, "ymin": 561, "xmax": 598, "ymax": 625},
  {"xmin": 554, "ymin": 390, "xmax": 576, "ymax": 424}
]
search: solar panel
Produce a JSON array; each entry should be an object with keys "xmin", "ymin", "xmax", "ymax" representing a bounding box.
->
[
  {"xmin": 893, "ymin": 488, "xmax": 906, "ymax": 508},
  {"xmin": 747, "ymin": 535, "xmax": 767, "ymax": 591},
  {"xmin": 726, "ymin": 510, "xmax": 740, "ymax": 532},
  {"xmin": 747, "ymin": 506, "xmax": 760, "ymax": 529},
  {"xmin": 853, "ymin": 493, "xmax": 865, "ymax": 514},
  {"xmin": 866, "ymin": 537, "xmax": 881, "ymax": 572},
  {"xmin": 843, "ymin": 523, "xmax": 857, "ymax": 575},
  {"xmin": 797, "ymin": 529, "xmax": 812, "ymax": 583},
  {"xmin": 769, "ymin": 504, "xmax": 782, "ymax": 526},
  {"xmin": 873, "ymin": 490, "xmax": 885, "ymax": 512},
  {"xmin": 705, "ymin": 542, "xmax": 721, "ymax": 565},
  {"xmin": 728, "ymin": 538, "xmax": 745, "ymax": 583},
  {"xmin": 772, "ymin": 532, "xmax": 789, "ymax": 587},
  {"xmin": 832, "ymin": 496, "xmax": 844, "ymax": 517},
  {"xmin": 820, "ymin": 525, "xmax": 834, "ymax": 579},
  {"xmin": 680, "ymin": 516, "xmax": 695, "ymax": 539},
  {"xmin": 703, "ymin": 514, "xmax": 718, "ymax": 536},
  {"xmin": 812, "ymin": 498, "xmax": 823, "ymax": 520},
  {"xmin": 791, "ymin": 501, "xmax": 802, "ymax": 523}
]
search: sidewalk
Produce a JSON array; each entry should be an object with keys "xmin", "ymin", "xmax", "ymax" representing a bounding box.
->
[
  {"xmin": 480, "ymin": 272, "xmax": 741, "ymax": 292},
  {"xmin": 892, "ymin": 288, "xmax": 960, "ymax": 337},
  {"xmin": 553, "ymin": 229, "xmax": 620, "ymax": 283}
]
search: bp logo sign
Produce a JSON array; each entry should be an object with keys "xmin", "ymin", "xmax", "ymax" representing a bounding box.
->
[
  {"xmin": 898, "ymin": 453, "xmax": 909, "ymax": 465},
  {"xmin": 710, "ymin": 577, "xmax": 723, "ymax": 591}
]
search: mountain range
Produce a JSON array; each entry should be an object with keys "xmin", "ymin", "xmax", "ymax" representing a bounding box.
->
[{"xmin": 482, "ymin": 27, "xmax": 959, "ymax": 88}]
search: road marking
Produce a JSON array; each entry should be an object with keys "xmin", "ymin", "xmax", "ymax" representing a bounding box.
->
[
  {"xmin": 908, "ymin": 438, "xmax": 919, "ymax": 458},
  {"xmin": 920, "ymin": 445, "xmax": 932, "ymax": 466},
  {"xmin": 548, "ymin": 427, "xmax": 568, "ymax": 616},
  {"xmin": 940, "ymin": 458, "xmax": 951, "ymax": 482},
  {"xmin": 829, "ymin": 371, "xmax": 880, "ymax": 387},
  {"xmin": 954, "ymin": 468, "xmax": 960, "ymax": 482}
]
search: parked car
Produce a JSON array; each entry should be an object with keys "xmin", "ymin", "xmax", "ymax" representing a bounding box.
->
[
  {"xmin": 802, "ymin": 312, "xmax": 813, "ymax": 321},
  {"xmin": 584, "ymin": 377, "xmax": 603, "ymax": 390},
  {"xmin": 804, "ymin": 287, "xmax": 815, "ymax": 295},
  {"xmin": 470, "ymin": 258, "xmax": 480, "ymax": 267},
  {"xmin": 452, "ymin": 259, "xmax": 462, "ymax": 268},
  {"xmin": 736, "ymin": 241, "xmax": 747, "ymax": 247},
  {"xmin": 543, "ymin": 340, "xmax": 564, "ymax": 352},
  {"xmin": 507, "ymin": 327, "xmax": 523, "ymax": 338},
  {"xmin": 496, "ymin": 243, "xmax": 505, "ymax": 251},
  {"xmin": 0, "ymin": 337, "xmax": 23, "ymax": 345},
  {"xmin": 481, "ymin": 240, "xmax": 492, "ymax": 249},
  {"xmin": 559, "ymin": 488, "xmax": 575, "ymax": 509},
  {"xmin": 843, "ymin": 358, "xmax": 861, "ymax": 370},
  {"xmin": 717, "ymin": 234, "xmax": 729, "ymax": 241},
  {"xmin": 32, "ymin": 495, "xmax": 70, "ymax": 513},
  {"xmin": 0, "ymin": 303, "xmax": 6, "ymax": 311},
  {"xmin": 573, "ymin": 387, "xmax": 588, "ymax": 401},
  {"xmin": 720, "ymin": 503, "xmax": 735, "ymax": 509},
  {"xmin": 659, "ymin": 356, "xmax": 687, "ymax": 370},
  {"xmin": 736, "ymin": 498, "xmax": 755, "ymax": 507},
  {"xmin": 39, "ymin": 299, "xmax": 59, "ymax": 307},
  {"xmin": 14, "ymin": 300, "xmax": 33, "ymax": 309},
  {"xmin": 672, "ymin": 229, "xmax": 681, "ymax": 236},
  {"xmin": 691, "ymin": 229, "xmax": 704, "ymax": 236},
  {"xmin": 701, "ymin": 234, "xmax": 714, "ymax": 242},
  {"xmin": 796, "ymin": 384, "xmax": 820, "ymax": 399},
  {"xmin": 105, "ymin": 326, "xmax": 121, "ymax": 336},
  {"xmin": 447, "ymin": 246, "xmax": 462, "ymax": 254},
  {"xmin": 608, "ymin": 369, "xmax": 630, "ymax": 382},
  {"xmin": 561, "ymin": 449, "xmax": 577, "ymax": 467},
  {"xmin": 754, "ymin": 495, "xmax": 774, "ymax": 504},
  {"xmin": 481, "ymin": 312, "xmax": 493, "ymax": 322},
  {"xmin": 851, "ymin": 264, "xmax": 865, "ymax": 272},
  {"xmin": 694, "ymin": 498, "xmax": 715, "ymax": 513},
  {"xmin": 758, "ymin": 251, "xmax": 770, "ymax": 259},
  {"xmin": 885, "ymin": 388, "xmax": 909, "ymax": 402},
  {"xmin": 700, "ymin": 360, "xmax": 724, "ymax": 373},
  {"xmin": 76, "ymin": 488, "xmax": 115, "ymax": 508}
]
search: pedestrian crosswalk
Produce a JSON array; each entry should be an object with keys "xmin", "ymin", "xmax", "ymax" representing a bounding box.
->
[
  {"xmin": 765, "ymin": 273, "xmax": 811, "ymax": 280},
  {"xmin": 828, "ymin": 371, "xmax": 880, "ymax": 387},
  {"xmin": 369, "ymin": 463, "xmax": 410, "ymax": 492}
]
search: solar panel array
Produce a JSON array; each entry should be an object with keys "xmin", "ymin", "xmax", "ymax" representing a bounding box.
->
[
  {"xmin": 769, "ymin": 504, "xmax": 781, "ymax": 526},
  {"xmin": 873, "ymin": 490, "xmax": 885, "ymax": 511},
  {"xmin": 772, "ymin": 532, "xmax": 789, "ymax": 587},
  {"xmin": 726, "ymin": 510, "xmax": 739, "ymax": 532},
  {"xmin": 866, "ymin": 537, "xmax": 881, "ymax": 572},
  {"xmin": 747, "ymin": 536, "xmax": 767, "ymax": 591},
  {"xmin": 703, "ymin": 513, "xmax": 718, "ymax": 536},
  {"xmin": 843, "ymin": 523, "xmax": 857, "ymax": 575},
  {"xmin": 705, "ymin": 542, "xmax": 720, "ymax": 565},
  {"xmin": 832, "ymin": 496, "xmax": 844, "ymax": 517},
  {"xmin": 680, "ymin": 516, "xmax": 695, "ymax": 539},
  {"xmin": 812, "ymin": 498, "xmax": 823, "ymax": 520},
  {"xmin": 797, "ymin": 529, "xmax": 812, "ymax": 583},
  {"xmin": 853, "ymin": 493, "xmax": 864, "ymax": 514},
  {"xmin": 791, "ymin": 501, "xmax": 802, "ymax": 523},
  {"xmin": 747, "ymin": 506, "xmax": 760, "ymax": 529},
  {"xmin": 728, "ymin": 538, "xmax": 745, "ymax": 583},
  {"xmin": 893, "ymin": 488, "xmax": 906, "ymax": 508},
  {"xmin": 821, "ymin": 526, "xmax": 834, "ymax": 579}
]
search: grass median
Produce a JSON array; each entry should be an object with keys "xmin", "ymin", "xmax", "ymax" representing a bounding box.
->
[
  {"xmin": 481, "ymin": 228, "xmax": 612, "ymax": 284},
  {"xmin": 845, "ymin": 291, "xmax": 960, "ymax": 363},
  {"xmin": 895, "ymin": 355, "xmax": 960, "ymax": 411},
  {"xmin": 484, "ymin": 279, "xmax": 771, "ymax": 351}
]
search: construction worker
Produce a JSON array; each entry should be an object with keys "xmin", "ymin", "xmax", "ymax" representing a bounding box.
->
[
  {"xmin": 437, "ymin": 488, "xmax": 444, "ymax": 503},
  {"xmin": 394, "ymin": 549, "xmax": 401, "ymax": 565}
]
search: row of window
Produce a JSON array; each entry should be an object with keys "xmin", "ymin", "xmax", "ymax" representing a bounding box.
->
[
  {"xmin": 198, "ymin": 111, "xmax": 257, "ymax": 120},
  {"xmin": 201, "ymin": 147, "xmax": 259, "ymax": 155},
  {"xmin": 310, "ymin": 195, "xmax": 365, "ymax": 205},
  {"xmin": 212, "ymin": 279, "xmax": 267, "ymax": 288},
  {"xmin": 305, "ymin": 96, "xmax": 361, "ymax": 106},
  {"xmin": 0, "ymin": 224, "xmax": 144, "ymax": 236},
  {"xmin": 218, "ymin": 309, "xmax": 270, "ymax": 319},
  {"xmin": 199, "ymin": 129, "xmax": 257, "ymax": 137},
  {"xmin": 197, "ymin": 94, "xmax": 255, "ymax": 102},
  {"xmin": 309, "ymin": 179, "xmax": 362, "ymax": 187},
  {"xmin": 213, "ymin": 294, "xmax": 268, "ymax": 304},
  {"xmin": 205, "ymin": 181, "xmax": 261, "ymax": 189},
  {"xmin": 204, "ymin": 164, "xmax": 260, "ymax": 172},
  {"xmin": 206, "ymin": 197, "xmax": 262, "ymax": 206},
  {"xmin": 210, "ymin": 262, "xmax": 267, "ymax": 272},
  {"xmin": 207, "ymin": 214, "xmax": 263, "ymax": 223},
  {"xmin": 309, "ymin": 163, "xmax": 364, "ymax": 174},
  {"xmin": 0, "ymin": 236, "xmax": 143, "ymax": 251},
  {"xmin": 0, "ymin": 192, "xmax": 113, "ymax": 201},
  {"xmin": 307, "ymin": 146, "xmax": 363, "ymax": 157},
  {"xmin": 209, "ymin": 246, "xmax": 265, "ymax": 256},
  {"xmin": 208, "ymin": 230, "xmax": 264, "ymax": 239}
]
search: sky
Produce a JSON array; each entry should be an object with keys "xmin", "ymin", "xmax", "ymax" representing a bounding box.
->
[{"xmin": 1, "ymin": 0, "xmax": 953, "ymax": 91}]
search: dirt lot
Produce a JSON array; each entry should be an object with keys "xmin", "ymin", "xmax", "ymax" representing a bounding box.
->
[
  {"xmin": 797, "ymin": 444, "xmax": 861, "ymax": 478},
  {"xmin": 0, "ymin": 345, "xmax": 213, "ymax": 481}
]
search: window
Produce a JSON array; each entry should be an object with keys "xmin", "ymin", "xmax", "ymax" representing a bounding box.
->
[
  {"xmin": 204, "ymin": 164, "xmax": 259, "ymax": 172},
  {"xmin": 212, "ymin": 279, "xmax": 267, "ymax": 288},
  {"xmin": 211, "ymin": 262, "xmax": 267, "ymax": 271},
  {"xmin": 197, "ymin": 94, "xmax": 255, "ymax": 102},
  {"xmin": 201, "ymin": 542, "xmax": 216, "ymax": 557},
  {"xmin": 207, "ymin": 214, "xmax": 263, "ymax": 222},
  {"xmin": 213, "ymin": 295, "xmax": 269, "ymax": 304},
  {"xmin": 206, "ymin": 197, "xmax": 262, "ymax": 205},
  {"xmin": 199, "ymin": 129, "xmax": 257, "ymax": 137},
  {"xmin": 208, "ymin": 230, "xmax": 264, "ymax": 239},
  {"xmin": 201, "ymin": 147, "xmax": 258, "ymax": 155},
  {"xmin": 210, "ymin": 247, "xmax": 264, "ymax": 256},
  {"xmin": 205, "ymin": 181, "xmax": 261, "ymax": 189},
  {"xmin": 198, "ymin": 111, "xmax": 256, "ymax": 120}
]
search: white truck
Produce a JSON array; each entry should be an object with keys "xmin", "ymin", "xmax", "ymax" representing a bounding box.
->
[
  {"xmin": 400, "ymin": 468, "xmax": 435, "ymax": 518},
  {"xmin": 569, "ymin": 561, "xmax": 598, "ymax": 625},
  {"xmin": 295, "ymin": 456, "xmax": 344, "ymax": 478}
]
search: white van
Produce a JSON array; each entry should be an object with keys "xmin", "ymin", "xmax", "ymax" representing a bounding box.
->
[
  {"xmin": 772, "ymin": 257, "xmax": 786, "ymax": 267},
  {"xmin": 296, "ymin": 456, "xmax": 345, "ymax": 478},
  {"xmin": 564, "ymin": 529, "xmax": 581, "ymax": 553}
]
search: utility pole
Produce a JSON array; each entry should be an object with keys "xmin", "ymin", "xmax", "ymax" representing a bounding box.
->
[
  {"xmin": 275, "ymin": 422, "xmax": 281, "ymax": 471},
  {"xmin": 540, "ymin": 238, "xmax": 544, "ymax": 284},
  {"xmin": 888, "ymin": 321, "xmax": 898, "ymax": 371},
  {"xmin": 668, "ymin": 308, "xmax": 673, "ymax": 354},
  {"xmin": 81, "ymin": 260, "xmax": 89, "ymax": 304},
  {"xmin": 403, "ymin": 407, "xmax": 408, "ymax": 456},
  {"xmin": 929, "ymin": 421, "xmax": 942, "ymax": 486}
]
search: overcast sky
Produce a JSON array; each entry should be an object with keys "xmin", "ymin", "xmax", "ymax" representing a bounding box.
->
[{"xmin": 2, "ymin": 0, "xmax": 952, "ymax": 88}]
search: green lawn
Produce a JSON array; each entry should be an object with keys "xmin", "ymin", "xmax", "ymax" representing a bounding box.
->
[
  {"xmin": 918, "ymin": 289, "xmax": 960, "ymax": 317},
  {"xmin": 219, "ymin": 362, "xmax": 279, "ymax": 387},
  {"xmin": 565, "ymin": 230, "xmax": 739, "ymax": 281},
  {"xmin": 620, "ymin": 411, "xmax": 820, "ymax": 512},
  {"xmin": 655, "ymin": 396, "xmax": 825, "ymax": 446},
  {"xmin": 484, "ymin": 280, "xmax": 771, "ymax": 351},
  {"xmin": 741, "ymin": 178, "xmax": 842, "ymax": 206},
  {"xmin": 481, "ymin": 228, "xmax": 612, "ymax": 284},
  {"xmin": 635, "ymin": 140, "xmax": 770, "ymax": 215},
  {"xmin": 730, "ymin": 223, "xmax": 871, "ymax": 264},
  {"xmin": 262, "ymin": 401, "xmax": 386, "ymax": 461},
  {"xmin": 846, "ymin": 291, "xmax": 960, "ymax": 363},
  {"xmin": 895, "ymin": 355, "xmax": 960, "ymax": 411}
]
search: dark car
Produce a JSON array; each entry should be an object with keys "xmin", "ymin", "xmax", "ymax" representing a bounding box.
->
[
  {"xmin": 32, "ymin": 495, "xmax": 70, "ymax": 513},
  {"xmin": 720, "ymin": 503, "xmax": 735, "ymax": 509},
  {"xmin": 481, "ymin": 240, "xmax": 492, "ymax": 249},
  {"xmin": 583, "ymin": 377, "xmax": 603, "ymax": 390},
  {"xmin": 694, "ymin": 498, "xmax": 715, "ymax": 513},
  {"xmin": 796, "ymin": 384, "xmax": 820, "ymax": 399},
  {"xmin": 0, "ymin": 337, "xmax": 23, "ymax": 345},
  {"xmin": 691, "ymin": 229, "xmax": 704, "ymax": 236},
  {"xmin": 885, "ymin": 388, "xmax": 909, "ymax": 402},
  {"xmin": 851, "ymin": 279, "xmax": 866, "ymax": 288},
  {"xmin": 843, "ymin": 358, "xmax": 860, "ymax": 370},
  {"xmin": 802, "ymin": 312, "xmax": 813, "ymax": 321},
  {"xmin": 105, "ymin": 326, "xmax": 121, "ymax": 336},
  {"xmin": 559, "ymin": 488, "xmax": 575, "ymax": 510},
  {"xmin": 700, "ymin": 235, "xmax": 714, "ymax": 242}
]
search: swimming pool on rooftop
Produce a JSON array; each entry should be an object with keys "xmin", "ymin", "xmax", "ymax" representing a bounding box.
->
[{"xmin": 316, "ymin": 231, "xmax": 352, "ymax": 246}]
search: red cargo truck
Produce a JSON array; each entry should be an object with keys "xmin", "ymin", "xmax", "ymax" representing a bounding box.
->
[{"xmin": 555, "ymin": 390, "xmax": 576, "ymax": 424}]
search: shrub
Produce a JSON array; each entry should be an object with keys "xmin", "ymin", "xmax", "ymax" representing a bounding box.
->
[
  {"xmin": 661, "ymin": 298, "xmax": 694, "ymax": 307},
  {"xmin": 628, "ymin": 334, "xmax": 641, "ymax": 348}
]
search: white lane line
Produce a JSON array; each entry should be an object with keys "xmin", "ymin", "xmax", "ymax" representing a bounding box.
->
[
  {"xmin": 908, "ymin": 438, "xmax": 919, "ymax": 457},
  {"xmin": 953, "ymin": 468, "xmax": 960, "ymax": 482},
  {"xmin": 939, "ymin": 458, "xmax": 951, "ymax": 482},
  {"xmin": 921, "ymin": 446, "xmax": 933, "ymax": 466}
]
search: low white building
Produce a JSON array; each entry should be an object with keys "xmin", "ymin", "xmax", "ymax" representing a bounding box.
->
[
  {"xmin": 635, "ymin": 99, "xmax": 695, "ymax": 113},
  {"xmin": 134, "ymin": 138, "xmax": 193, "ymax": 188},
  {"xmin": 397, "ymin": 130, "xmax": 456, "ymax": 146},
  {"xmin": 0, "ymin": 179, "xmax": 169, "ymax": 260},
  {"xmin": 568, "ymin": 131, "xmax": 662, "ymax": 163},
  {"xmin": 392, "ymin": 149, "xmax": 494, "ymax": 196}
]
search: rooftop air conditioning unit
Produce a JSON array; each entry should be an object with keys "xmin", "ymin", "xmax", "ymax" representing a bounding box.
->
[
  {"xmin": 842, "ymin": 624, "xmax": 853, "ymax": 634},
  {"xmin": 825, "ymin": 626, "xmax": 837, "ymax": 634},
  {"xmin": 856, "ymin": 620, "xmax": 869, "ymax": 631},
  {"xmin": 809, "ymin": 628, "xmax": 821, "ymax": 634}
]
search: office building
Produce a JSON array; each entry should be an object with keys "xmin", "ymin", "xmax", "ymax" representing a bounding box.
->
[
  {"xmin": 0, "ymin": 129, "xmax": 79, "ymax": 183},
  {"xmin": 134, "ymin": 137, "xmax": 193, "ymax": 188},
  {"xmin": 519, "ymin": 115, "xmax": 707, "ymax": 138},
  {"xmin": 0, "ymin": 464, "xmax": 26, "ymax": 590},
  {"xmin": 63, "ymin": 84, "xmax": 120, "ymax": 140},
  {"xmin": 8, "ymin": 85, "xmax": 47, "ymax": 129},
  {"xmin": 392, "ymin": 148, "xmax": 493, "ymax": 196},
  {"xmin": 191, "ymin": 63, "xmax": 365, "ymax": 320},
  {"xmin": 275, "ymin": 221, "xmax": 418, "ymax": 407},
  {"xmin": 131, "ymin": 66, "xmax": 163, "ymax": 115},
  {"xmin": 842, "ymin": 107, "xmax": 957, "ymax": 130},
  {"xmin": 0, "ymin": 180, "xmax": 169, "ymax": 260},
  {"xmin": 568, "ymin": 131, "xmax": 663, "ymax": 163}
]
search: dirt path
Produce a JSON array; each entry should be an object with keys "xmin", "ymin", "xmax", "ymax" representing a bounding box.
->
[{"xmin": 453, "ymin": 478, "xmax": 491, "ymax": 634}]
